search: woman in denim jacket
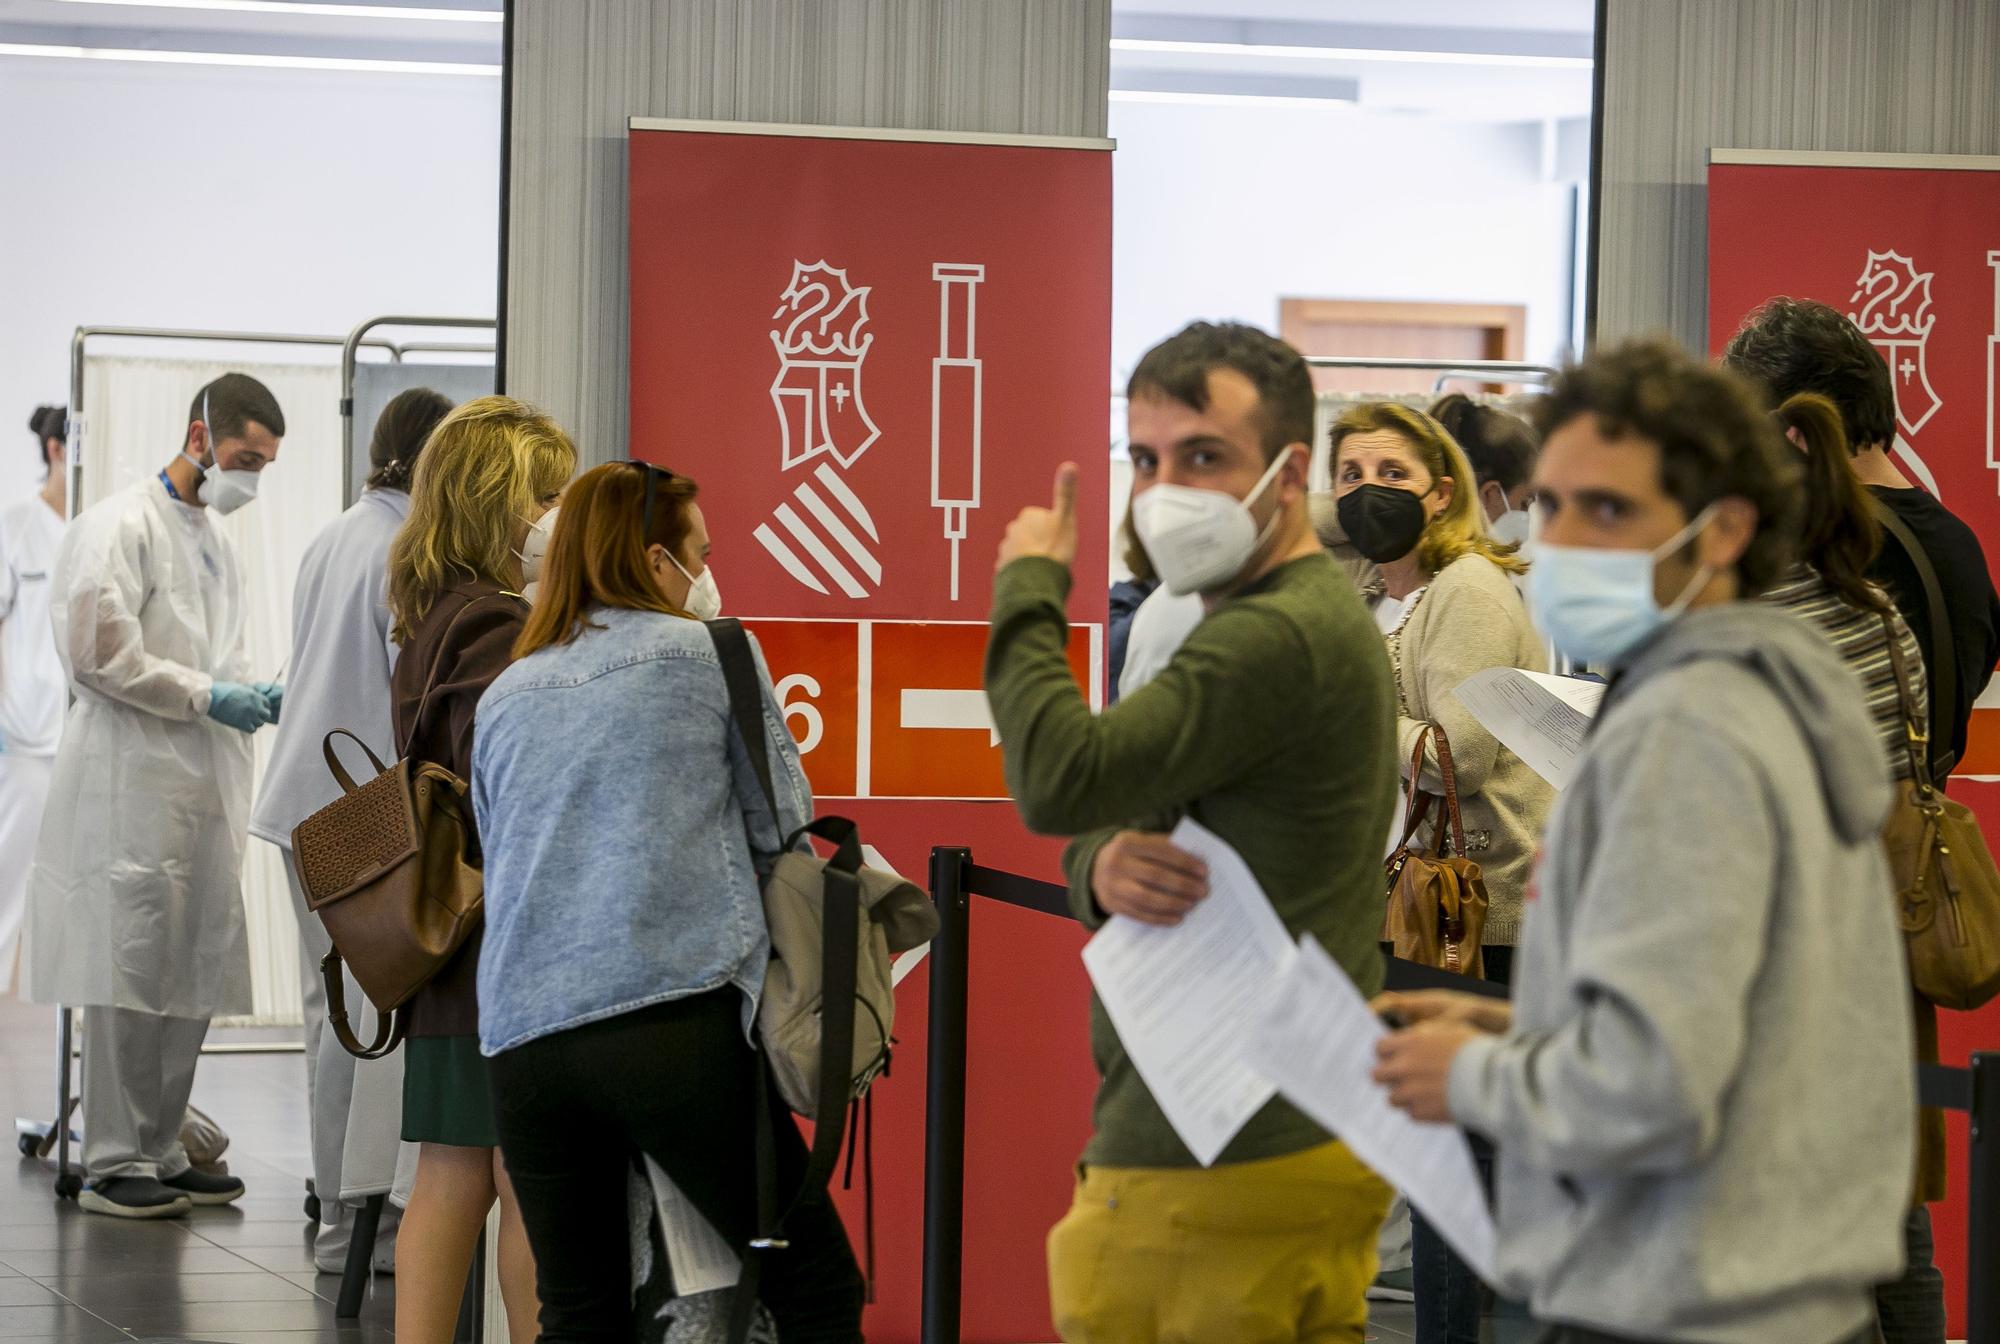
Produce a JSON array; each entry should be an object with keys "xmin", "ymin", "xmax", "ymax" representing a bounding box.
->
[{"xmin": 471, "ymin": 461, "xmax": 865, "ymax": 1343}]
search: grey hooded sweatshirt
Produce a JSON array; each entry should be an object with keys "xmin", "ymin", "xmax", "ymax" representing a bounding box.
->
[{"xmin": 1447, "ymin": 602, "xmax": 1915, "ymax": 1344}]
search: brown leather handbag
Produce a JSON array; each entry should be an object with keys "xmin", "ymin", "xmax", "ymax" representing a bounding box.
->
[
  {"xmin": 1384, "ymin": 724, "xmax": 1489, "ymax": 978},
  {"xmin": 1880, "ymin": 614, "xmax": 2000, "ymax": 1011},
  {"xmin": 290, "ymin": 608, "xmax": 487, "ymax": 1059}
]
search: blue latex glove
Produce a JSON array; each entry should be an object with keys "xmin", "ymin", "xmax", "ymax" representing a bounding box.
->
[
  {"xmin": 207, "ymin": 681, "xmax": 274, "ymax": 733},
  {"xmin": 253, "ymin": 681, "xmax": 285, "ymax": 723}
]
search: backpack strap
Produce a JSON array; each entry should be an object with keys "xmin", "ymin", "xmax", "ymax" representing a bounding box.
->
[
  {"xmin": 320, "ymin": 950, "xmax": 406, "ymax": 1060},
  {"xmin": 1873, "ymin": 499, "xmax": 1959, "ymax": 778},
  {"xmin": 708, "ymin": 619, "xmax": 861, "ymax": 1342}
]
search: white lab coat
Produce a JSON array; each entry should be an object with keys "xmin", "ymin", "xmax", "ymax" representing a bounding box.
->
[
  {"xmin": 249, "ymin": 487, "xmax": 409, "ymax": 1211},
  {"xmin": 0, "ymin": 495, "xmax": 67, "ymax": 990},
  {"xmin": 24, "ymin": 476, "xmax": 255, "ymax": 1019}
]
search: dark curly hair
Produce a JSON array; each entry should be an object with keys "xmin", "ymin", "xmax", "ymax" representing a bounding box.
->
[
  {"xmin": 1531, "ymin": 339, "xmax": 1801, "ymax": 596},
  {"xmin": 1127, "ymin": 321, "xmax": 1314, "ymax": 462},
  {"xmin": 1720, "ymin": 297, "xmax": 1896, "ymax": 454}
]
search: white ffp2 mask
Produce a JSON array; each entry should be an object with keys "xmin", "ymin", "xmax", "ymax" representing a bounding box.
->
[
  {"xmin": 1129, "ymin": 447, "xmax": 1294, "ymax": 596},
  {"xmin": 519, "ymin": 507, "xmax": 558, "ymax": 585},
  {"xmin": 193, "ymin": 391, "xmax": 261, "ymax": 515},
  {"xmin": 672, "ymin": 554, "xmax": 722, "ymax": 621}
]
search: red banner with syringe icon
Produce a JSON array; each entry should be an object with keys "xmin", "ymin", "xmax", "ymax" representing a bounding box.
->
[
  {"xmin": 629, "ymin": 119, "xmax": 1112, "ymax": 1344},
  {"xmin": 1707, "ymin": 154, "xmax": 2000, "ymax": 1341}
]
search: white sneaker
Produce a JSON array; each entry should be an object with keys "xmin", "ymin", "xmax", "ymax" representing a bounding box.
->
[{"xmin": 314, "ymin": 1202, "xmax": 399, "ymax": 1275}]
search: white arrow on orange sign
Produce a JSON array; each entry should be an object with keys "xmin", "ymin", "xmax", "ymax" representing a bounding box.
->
[{"xmin": 899, "ymin": 687, "xmax": 1001, "ymax": 746}]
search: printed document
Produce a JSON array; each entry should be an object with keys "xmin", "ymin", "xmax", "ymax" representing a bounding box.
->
[
  {"xmin": 644, "ymin": 1157, "xmax": 740, "ymax": 1293},
  {"xmin": 1248, "ymin": 936, "xmax": 1500, "ymax": 1281},
  {"xmin": 1081, "ymin": 817, "xmax": 1295, "ymax": 1165},
  {"xmin": 1453, "ymin": 667, "xmax": 1605, "ymax": 790}
]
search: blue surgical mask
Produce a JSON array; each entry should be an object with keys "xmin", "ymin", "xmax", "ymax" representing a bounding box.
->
[{"xmin": 1526, "ymin": 504, "xmax": 1718, "ymax": 667}]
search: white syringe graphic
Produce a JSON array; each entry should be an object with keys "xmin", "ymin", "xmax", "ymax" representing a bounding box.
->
[{"xmin": 931, "ymin": 263, "xmax": 986, "ymax": 601}]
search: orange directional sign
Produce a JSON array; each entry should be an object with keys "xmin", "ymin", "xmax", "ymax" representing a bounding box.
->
[{"xmin": 744, "ymin": 618, "xmax": 1100, "ymax": 801}]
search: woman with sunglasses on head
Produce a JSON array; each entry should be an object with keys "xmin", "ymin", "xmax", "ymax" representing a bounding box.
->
[{"xmin": 471, "ymin": 461, "xmax": 865, "ymax": 1342}]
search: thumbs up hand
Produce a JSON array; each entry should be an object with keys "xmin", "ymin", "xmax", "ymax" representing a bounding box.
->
[{"xmin": 997, "ymin": 463, "xmax": 1081, "ymax": 573}]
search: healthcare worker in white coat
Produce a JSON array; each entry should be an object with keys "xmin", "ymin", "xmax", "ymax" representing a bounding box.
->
[
  {"xmin": 0, "ymin": 410, "xmax": 72, "ymax": 990},
  {"xmin": 250, "ymin": 386, "xmax": 451, "ymax": 1269},
  {"xmin": 25, "ymin": 373, "xmax": 286, "ymax": 1219}
]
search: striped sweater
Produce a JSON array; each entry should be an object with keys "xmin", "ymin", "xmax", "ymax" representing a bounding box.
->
[{"xmin": 1761, "ymin": 564, "xmax": 1928, "ymax": 782}]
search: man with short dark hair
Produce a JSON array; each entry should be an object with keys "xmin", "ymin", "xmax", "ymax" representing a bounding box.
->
[
  {"xmin": 1724, "ymin": 297, "xmax": 2000, "ymax": 776},
  {"xmin": 26, "ymin": 373, "xmax": 286, "ymax": 1218},
  {"xmin": 985, "ymin": 321, "xmax": 1401, "ymax": 1340},
  {"xmin": 1375, "ymin": 340, "xmax": 1914, "ymax": 1344}
]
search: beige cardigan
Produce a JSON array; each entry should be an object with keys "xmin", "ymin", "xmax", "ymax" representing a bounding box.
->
[{"xmin": 1378, "ymin": 555, "xmax": 1554, "ymax": 946}]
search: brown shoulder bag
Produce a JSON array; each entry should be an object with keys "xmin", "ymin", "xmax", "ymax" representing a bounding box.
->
[
  {"xmin": 1880, "ymin": 613, "xmax": 2000, "ymax": 1010},
  {"xmin": 1384, "ymin": 723, "xmax": 1489, "ymax": 978},
  {"xmin": 289, "ymin": 605, "xmax": 489, "ymax": 1059}
]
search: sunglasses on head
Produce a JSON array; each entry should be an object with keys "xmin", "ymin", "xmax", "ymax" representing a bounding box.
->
[{"xmin": 629, "ymin": 460, "xmax": 677, "ymax": 540}]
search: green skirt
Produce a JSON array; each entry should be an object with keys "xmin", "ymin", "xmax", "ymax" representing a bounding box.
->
[{"xmin": 402, "ymin": 1034, "xmax": 500, "ymax": 1148}]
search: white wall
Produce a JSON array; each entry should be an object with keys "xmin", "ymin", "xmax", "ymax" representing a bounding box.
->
[
  {"xmin": 1108, "ymin": 97, "xmax": 1580, "ymax": 385},
  {"xmin": 0, "ymin": 56, "xmax": 501, "ymax": 504}
]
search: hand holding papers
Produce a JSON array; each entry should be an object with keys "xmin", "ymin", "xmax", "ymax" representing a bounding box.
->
[
  {"xmin": 1249, "ymin": 938, "xmax": 1499, "ymax": 1281},
  {"xmin": 1453, "ymin": 667, "xmax": 1604, "ymax": 790},
  {"xmin": 1081, "ymin": 818, "xmax": 1294, "ymax": 1165}
]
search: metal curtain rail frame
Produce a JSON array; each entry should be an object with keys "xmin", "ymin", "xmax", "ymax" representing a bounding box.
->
[
  {"xmin": 919, "ymin": 846, "xmax": 2000, "ymax": 1344},
  {"xmin": 1300, "ymin": 354, "xmax": 1561, "ymax": 394},
  {"xmin": 63, "ymin": 321, "xmax": 399, "ymax": 1059},
  {"xmin": 339, "ymin": 315, "xmax": 496, "ymax": 509}
]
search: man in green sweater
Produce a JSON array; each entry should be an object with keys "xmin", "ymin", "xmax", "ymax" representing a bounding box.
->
[{"xmin": 984, "ymin": 322, "xmax": 1401, "ymax": 1343}]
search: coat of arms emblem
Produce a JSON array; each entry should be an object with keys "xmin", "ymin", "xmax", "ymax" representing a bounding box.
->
[
  {"xmin": 769, "ymin": 261, "xmax": 882, "ymax": 470},
  {"xmin": 1849, "ymin": 249, "xmax": 1944, "ymax": 438}
]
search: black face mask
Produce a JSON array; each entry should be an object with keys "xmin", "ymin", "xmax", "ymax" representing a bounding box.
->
[{"xmin": 1336, "ymin": 484, "xmax": 1430, "ymax": 564}]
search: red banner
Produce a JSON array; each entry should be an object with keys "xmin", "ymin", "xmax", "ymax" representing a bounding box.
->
[
  {"xmin": 1709, "ymin": 153, "xmax": 2000, "ymax": 1336},
  {"xmin": 630, "ymin": 121, "xmax": 1112, "ymax": 1342}
]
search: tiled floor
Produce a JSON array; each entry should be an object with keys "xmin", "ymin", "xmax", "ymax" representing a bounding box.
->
[
  {"xmin": 0, "ymin": 992, "xmax": 1426, "ymax": 1343},
  {"xmin": 0, "ymin": 994, "xmax": 392, "ymax": 1344}
]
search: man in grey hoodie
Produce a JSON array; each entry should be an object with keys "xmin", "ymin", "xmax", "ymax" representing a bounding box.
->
[{"xmin": 1373, "ymin": 339, "xmax": 1915, "ymax": 1344}]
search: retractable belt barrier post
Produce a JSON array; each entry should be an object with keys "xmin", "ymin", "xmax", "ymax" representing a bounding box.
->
[{"xmin": 919, "ymin": 845, "xmax": 2000, "ymax": 1344}]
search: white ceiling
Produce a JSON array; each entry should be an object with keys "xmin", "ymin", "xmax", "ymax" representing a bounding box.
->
[{"xmin": 0, "ymin": 0, "xmax": 1596, "ymax": 120}]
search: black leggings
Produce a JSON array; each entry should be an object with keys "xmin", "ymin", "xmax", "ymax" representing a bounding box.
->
[{"xmin": 489, "ymin": 991, "xmax": 865, "ymax": 1343}]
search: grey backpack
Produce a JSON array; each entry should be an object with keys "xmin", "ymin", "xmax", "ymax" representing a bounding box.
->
[{"xmin": 707, "ymin": 619, "xmax": 936, "ymax": 1342}]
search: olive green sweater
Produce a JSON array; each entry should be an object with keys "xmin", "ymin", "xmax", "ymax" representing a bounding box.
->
[{"xmin": 984, "ymin": 553, "xmax": 1399, "ymax": 1168}]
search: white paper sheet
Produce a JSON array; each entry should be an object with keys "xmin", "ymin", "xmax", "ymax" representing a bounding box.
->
[
  {"xmin": 1452, "ymin": 667, "xmax": 1605, "ymax": 790},
  {"xmin": 1081, "ymin": 817, "xmax": 1295, "ymax": 1165},
  {"xmin": 1248, "ymin": 936, "xmax": 1500, "ymax": 1282},
  {"xmin": 644, "ymin": 1156, "xmax": 742, "ymax": 1294}
]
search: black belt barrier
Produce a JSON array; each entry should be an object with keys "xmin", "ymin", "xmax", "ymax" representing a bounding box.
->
[{"xmin": 919, "ymin": 845, "xmax": 2000, "ymax": 1344}]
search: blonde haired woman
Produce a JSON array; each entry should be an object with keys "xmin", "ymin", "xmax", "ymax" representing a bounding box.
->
[
  {"xmin": 1330, "ymin": 401, "xmax": 1551, "ymax": 1344},
  {"xmin": 385, "ymin": 395, "xmax": 575, "ymax": 1344}
]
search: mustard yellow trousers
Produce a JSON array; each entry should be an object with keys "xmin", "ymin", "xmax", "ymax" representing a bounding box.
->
[{"xmin": 1047, "ymin": 1140, "xmax": 1393, "ymax": 1343}]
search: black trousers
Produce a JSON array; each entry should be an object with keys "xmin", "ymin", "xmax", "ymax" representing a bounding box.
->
[{"xmin": 489, "ymin": 991, "xmax": 865, "ymax": 1343}]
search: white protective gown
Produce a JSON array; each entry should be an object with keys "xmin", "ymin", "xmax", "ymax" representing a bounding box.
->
[
  {"xmin": 0, "ymin": 495, "xmax": 68, "ymax": 990},
  {"xmin": 24, "ymin": 475, "xmax": 255, "ymax": 1019}
]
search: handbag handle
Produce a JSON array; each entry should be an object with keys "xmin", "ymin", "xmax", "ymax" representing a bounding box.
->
[
  {"xmin": 1880, "ymin": 609, "xmax": 1941, "ymax": 802},
  {"xmin": 321, "ymin": 729, "xmax": 390, "ymax": 795},
  {"xmin": 1400, "ymin": 722, "xmax": 1468, "ymax": 857}
]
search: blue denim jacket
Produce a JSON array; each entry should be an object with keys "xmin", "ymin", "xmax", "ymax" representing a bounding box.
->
[{"xmin": 470, "ymin": 606, "xmax": 810, "ymax": 1056}]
